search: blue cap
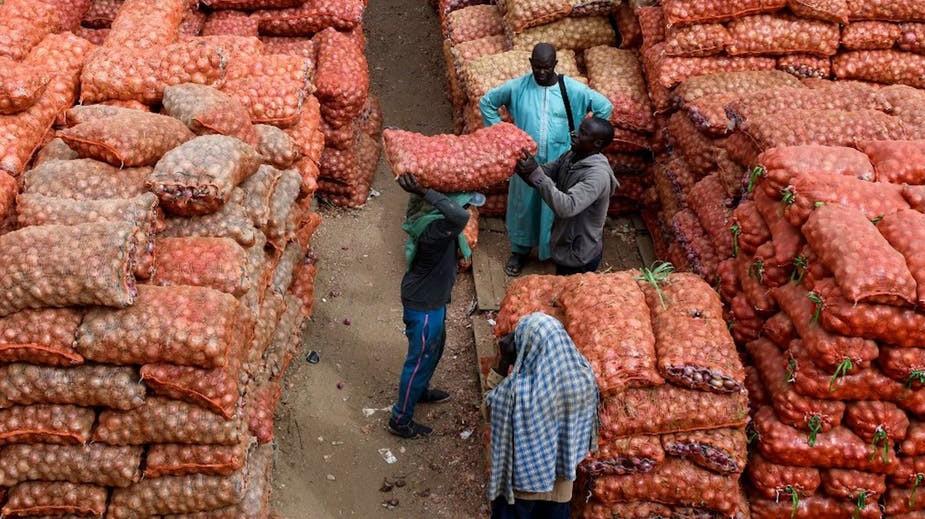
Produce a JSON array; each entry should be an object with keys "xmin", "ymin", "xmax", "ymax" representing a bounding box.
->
[{"xmin": 467, "ymin": 192, "xmax": 486, "ymax": 208}]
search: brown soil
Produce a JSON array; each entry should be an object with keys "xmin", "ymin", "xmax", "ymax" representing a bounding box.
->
[{"xmin": 271, "ymin": 2, "xmax": 489, "ymax": 518}]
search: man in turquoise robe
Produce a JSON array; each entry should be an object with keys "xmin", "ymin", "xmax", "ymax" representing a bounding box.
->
[{"xmin": 479, "ymin": 43, "xmax": 613, "ymax": 276}]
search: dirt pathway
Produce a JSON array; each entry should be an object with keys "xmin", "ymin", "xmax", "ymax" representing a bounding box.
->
[{"xmin": 271, "ymin": 2, "xmax": 488, "ymax": 518}]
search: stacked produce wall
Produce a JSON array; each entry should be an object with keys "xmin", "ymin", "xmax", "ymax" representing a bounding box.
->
[
  {"xmin": 430, "ymin": 0, "xmax": 655, "ymax": 218},
  {"xmin": 0, "ymin": 0, "xmax": 346, "ymax": 516},
  {"xmin": 494, "ymin": 272, "xmax": 750, "ymax": 517}
]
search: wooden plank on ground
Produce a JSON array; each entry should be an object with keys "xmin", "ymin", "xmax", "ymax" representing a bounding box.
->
[
  {"xmin": 472, "ymin": 229, "xmax": 508, "ymax": 311},
  {"xmin": 471, "ymin": 314, "xmax": 498, "ymax": 392},
  {"xmin": 479, "ymin": 216, "xmax": 506, "ymax": 233},
  {"xmin": 636, "ymin": 232, "xmax": 657, "ymax": 267}
]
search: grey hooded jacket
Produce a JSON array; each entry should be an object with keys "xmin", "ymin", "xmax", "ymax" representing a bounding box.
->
[{"xmin": 527, "ymin": 152, "xmax": 618, "ymax": 268}]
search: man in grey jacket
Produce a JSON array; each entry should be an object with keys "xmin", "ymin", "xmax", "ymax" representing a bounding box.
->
[{"xmin": 515, "ymin": 117, "xmax": 618, "ymax": 275}]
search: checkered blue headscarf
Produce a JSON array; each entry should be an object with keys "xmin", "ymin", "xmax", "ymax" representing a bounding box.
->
[{"xmin": 486, "ymin": 312, "xmax": 599, "ymax": 504}]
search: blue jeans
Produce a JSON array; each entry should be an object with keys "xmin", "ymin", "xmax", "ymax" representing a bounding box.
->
[
  {"xmin": 491, "ymin": 497, "xmax": 570, "ymax": 519},
  {"xmin": 391, "ymin": 306, "xmax": 446, "ymax": 425}
]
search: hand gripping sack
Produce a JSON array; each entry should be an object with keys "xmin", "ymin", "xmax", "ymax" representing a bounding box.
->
[
  {"xmin": 0, "ymin": 443, "xmax": 141, "ymax": 488},
  {"xmin": 59, "ymin": 110, "xmax": 194, "ymax": 167},
  {"xmin": 383, "ymin": 123, "xmax": 537, "ymax": 193},
  {"xmin": 0, "ymin": 364, "xmax": 144, "ymax": 410},
  {"xmin": 0, "ymin": 308, "xmax": 83, "ymax": 366},
  {"xmin": 580, "ymin": 436, "xmax": 664, "ymax": 477},
  {"xmin": 584, "ymin": 46, "xmax": 654, "ymax": 133},
  {"xmin": 0, "ymin": 222, "xmax": 139, "ymax": 317},
  {"xmin": 162, "ymin": 84, "xmax": 258, "ymax": 145},
  {"xmin": 559, "ymin": 273, "xmax": 663, "ymax": 393}
]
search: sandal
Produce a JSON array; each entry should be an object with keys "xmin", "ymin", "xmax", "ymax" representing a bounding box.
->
[{"xmin": 505, "ymin": 253, "xmax": 526, "ymax": 277}]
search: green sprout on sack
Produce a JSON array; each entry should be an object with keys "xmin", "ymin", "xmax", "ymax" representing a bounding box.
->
[
  {"xmin": 908, "ymin": 370, "xmax": 925, "ymax": 388},
  {"xmin": 829, "ymin": 358, "xmax": 854, "ymax": 393},
  {"xmin": 871, "ymin": 215, "xmax": 884, "ymax": 225},
  {"xmin": 807, "ymin": 415, "xmax": 822, "ymax": 447},
  {"xmin": 854, "ymin": 491, "xmax": 870, "ymax": 519},
  {"xmin": 807, "ymin": 292, "xmax": 824, "ymax": 325},
  {"xmin": 785, "ymin": 357, "xmax": 797, "ymax": 385},
  {"xmin": 781, "ymin": 187, "xmax": 795, "ymax": 206},
  {"xmin": 749, "ymin": 259, "xmax": 765, "ymax": 283},
  {"xmin": 781, "ymin": 485, "xmax": 800, "ymax": 519},
  {"xmin": 911, "ymin": 473, "xmax": 925, "ymax": 508},
  {"xmin": 747, "ymin": 166, "xmax": 765, "ymax": 194},
  {"xmin": 869, "ymin": 427, "xmax": 890, "ymax": 464},
  {"xmin": 747, "ymin": 425, "xmax": 759, "ymax": 445},
  {"xmin": 814, "ymin": 201, "xmax": 825, "ymax": 208},
  {"xmin": 730, "ymin": 224, "xmax": 741, "ymax": 258},
  {"xmin": 636, "ymin": 262, "xmax": 674, "ymax": 309},
  {"xmin": 791, "ymin": 255, "xmax": 808, "ymax": 283}
]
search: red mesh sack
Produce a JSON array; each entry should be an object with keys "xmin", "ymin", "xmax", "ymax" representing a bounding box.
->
[
  {"xmin": 241, "ymin": 165, "xmax": 282, "ymax": 229},
  {"xmin": 0, "ymin": 309, "xmax": 82, "ymax": 367},
  {"xmin": 667, "ymin": 112, "xmax": 722, "ymax": 175},
  {"xmin": 672, "ymin": 209, "xmax": 721, "ymax": 282},
  {"xmin": 0, "ymin": 17, "xmax": 51, "ymax": 62},
  {"xmin": 152, "ymin": 237, "xmax": 250, "ymax": 296},
  {"xmin": 105, "ymin": 0, "xmax": 187, "ymax": 51},
  {"xmin": 842, "ymin": 21, "xmax": 902, "ymax": 50},
  {"xmin": 746, "ymin": 338, "xmax": 845, "ymax": 433},
  {"xmin": 140, "ymin": 350, "xmax": 243, "ymax": 419},
  {"xmin": 77, "ymin": 285, "xmax": 242, "ymax": 369},
  {"xmin": 266, "ymin": 169, "xmax": 302, "ymax": 246},
  {"xmin": 221, "ymin": 53, "xmax": 312, "ymax": 127},
  {"xmin": 748, "ymin": 452, "xmax": 821, "ymax": 500},
  {"xmin": 599, "ymin": 384, "xmax": 749, "ymax": 439},
  {"xmin": 181, "ymin": 7, "xmax": 207, "ymax": 36},
  {"xmin": 258, "ymin": 295, "xmax": 303, "ymax": 380},
  {"xmin": 384, "ymin": 123, "xmax": 536, "ymax": 192},
  {"xmin": 730, "ymin": 292, "xmax": 763, "ymax": 343},
  {"xmin": 161, "ymin": 190, "xmax": 259, "ymax": 246},
  {"xmin": 754, "ymin": 406, "xmax": 897, "ymax": 472},
  {"xmin": 645, "ymin": 46, "xmax": 779, "ymax": 91},
  {"xmin": 880, "ymin": 346, "xmax": 925, "ymax": 387},
  {"xmin": 108, "ymin": 471, "xmax": 246, "ymax": 518},
  {"xmin": 20, "ymin": 159, "xmax": 155, "ymax": 200},
  {"xmin": 0, "ymin": 443, "xmax": 141, "ymax": 487},
  {"xmin": 145, "ymin": 441, "xmax": 251, "ymax": 478},
  {"xmin": 688, "ymin": 174, "xmax": 733, "ymax": 257},
  {"xmin": 83, "ymin": 0, "xmax": 122, "ymax": 28},
  {"xmin": 0, "ymin": 363, "xmax": 144, "ymax": 410},
  {"xmin": 613, "ymin": 4, "xmax": 641, "ymax": 48},
  {"xmin": 510, "ymin": 17, "xmax": 617, "ymax": 53},
  {"xmin": 64, "ymin": 104, "xmax": 145, "ymax": 126},
  {"xmin": 94, "ymin": 396, "xmax": 241, "ymax": 446},
  {"xmin": 671, "ymin": 70, "xmax": 799, "ymax": 107},
  {"xmin": 652, "ymin": 157, "xmax": 695, "ymax": 218},
  {"xmin": 726, "ymin": 15, "xmax": 840, "ymax": 57},
  {"xmin": 584, "ymin": 46, "xmax": 654, "ymax": 133},
  {"xmin": 660, "ymin": 428, "xmax": 747, "ymax": 474},
  {"xmin": 0, "ymin": 404, "xmax": 95, "ymax": 446},
  {"xmin": 270, "ymin": 242, "xmax": 305, "ymax": 294},
  {"xmin": 294, "ymin": 211, "xmax": 322, "ymax": 250},
  {"xmin": 148, "ymin": 136, "xmax": 262, "ymax": 216},
  {"xmin": 59, "ymin": 111, "xmax": 193, "ymax": 167},
  {"xmin": 905, "ymin": 184, "xmax": 925, "ymax": 212},
  {"xmin": 0, "ymin": 222, "xmax": 139, "ymax": 317},
  {"xmin": 749, "ymin": 495, "xmax": 881, "ymax": 518},
  {"xmin": 283, "ymin": 95, "xmax": 322, "ymax": 164},
  {"xmin": 289, "ymin": 252, "xmax": 318, "ymax": 318},
  {"xmin": 844, "ymin": 400, "xmax": 910, "ymax": 445},
  {"xmin": 662, "ymin": 0, "xmax": 786, "ymax": 26},
  {"xmin": 259, "ymin": 36, "xmax": 315, "ymax": 60},
  {"xmin": 736, "ymin": 255, "xmax": 776, "ymax": 314},
  {"xmin": 903, "ymin": 422, "xmax": 925, "ymax": 455},
  {"xmin": 559, "ymin": 273, "xmax": 663, "ymax": 393},
  {"xmin": 762, "ymin": 311, "xmax": 796, "ymax": 348},
  {"xmin": 788, "ymin": 0, "xmax": 848, "ymax": 22},
  {"xmin": 822, "ymin": 470, "xmax": 886, "ymax": 508},
  {"xmin": 782, "ymin": 169, "xmax": 909, "ymax": 228},
  {"xmin": 496, "ymin": 0, "xmax": 572, "ymax": 32},
  {"xmin": 202, "ymin": 0, "xmax": 304, "ymax": 8},
  {"xmin": 637, "ymin": 6, "xmax": 665, "ymax": 49},
  {"xmin": 75, "ymin": 26, "xmax": 110, "ymax": 45},
  {"xmin": 444, "ymin": 5, "xmax": 503, "ymax": 44},
  {"xmin": 803, "ymin": 204, "xmax": 916, "ymax": 306},
  {"xmin": 733, "ymin": 200, "xmax": 769, "ymax": 257},
  {"xmin": 313, "ymin": 28, "xmax": 369, "ymax": 126},
  {"xmin": 585, "ymin": 458, "xmax": 740, "ymax": 514},
  {"xmin": 254, "ymin": 125, "xmax": 300, "ymax": 169},
  {"xmin": 892, "ymin": 455, "xmax": 925, "ymax": 487},
  {"xmin": 833, "ymin": 50, "xmax": 925, "ymax": 88},
  {"xmin": 494, "ymin": 275, "xmax": 566, "ymax": 337},
  {"xmin": 728, "ymin": 83, "xmax": 888, "ymax": 131},
  {"xmin": 898, "ymin": 22, "xmax": 925, "ymax": 53},
  {"xmin": 33, "ymin": 138, "xmax": 78, "ymax": 166},
  {"xmin": 0, "ymin": 57, "xmax": 50, "ymax": 115},
  {"xmin": 771, "ymin": 283, "xmax": 879, "ymax": 371},
  {"xmin": 202, "ymin": 10, "xmax": 259, "ymax": 37},
  {"xmin": 15, "ymin": 193, "xmax": 161, "ymax": 240},
  {"xmin": 252, "ymin": 0, "xmax": 365, "ymax": 35},
  {"xmin": 776, "ymin": 54, "xmax": 832, "ymax": 79},
  {"xmin": 162, "ymin": 84, "xmax": 257, "ymax": 145},
  {"xmin": 859, "ymin": 140, "xmax": 925, "ymax": 184},
  {"xmin": 246, "ymin": 378, "xmax": 281, "ymax": 444},
  {"xmin": 846, "ymin": 0, "xmax": 925, "ymax": 22},
  {"xmin": 2, "ymin": 482, "xmax": 107, "ymax": 517},
  {"xmin": 581, "ymin": 436, "xmax": 664, "ymax": 477},
  {"xmin": 884, "ymin": 486, "xmax": 925, "ymax": 515},
  {"xmin": 664, "ymin": 23, "xmax": 729, "ymax": 57}
]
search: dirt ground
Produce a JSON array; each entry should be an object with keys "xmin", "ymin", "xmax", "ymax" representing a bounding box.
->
[{"xmin": 271, "ymin": 2, "xmax": 489, "ymax": 518}]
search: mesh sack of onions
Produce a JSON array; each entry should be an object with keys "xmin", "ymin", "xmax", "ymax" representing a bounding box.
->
[
  {"xmin": 788, "ymin": 343, "xmax": 909, "ymax": 404},
  {"xmin": 0, "ymin": 18, "xmax": 52, "ymax": 62},
  {"xmin": 265, "ymin": 169, "xmax": 303, "ymax": 246},
  {"xmin": 74, "ymin": 26, "xmax": 110, "ymax": 45},
  {"xmin": 732, "ymin": 200, "xmax": 769, "ymax": 256},
  {"xmin": 2, "ymin": 482, "xmax": 107, "ymax": 517},
  {"xmin": 221, "ymin": 53, "xmax": 313, "ymax": 127},
  {"xmin": 141, "ymin": 355, "xmax": 243, "ymax": 419},
  {"xmin": 108, "ymin": 471, "xmax": 246, "ymax": 518},
  {"xmin": 748, "ymin": 451, "xmax": 821, "ymax": 499},
  {"xmin": 664, "ymin": 23, "xmax": 730, "ymax": 57},
  {"xmin": 878, "ymin": 346, "xmax": 925, "ymax": 386},
  {"xmin": 580, "ymin": 435, "xmax": 664, "ymax": 477},
  {"xmin": 883, "ymin": 486, "xmax": 925, "ymax": 515},
  {"xmin": 673, "ymin": 69, "xmax": 802, "ymax": 107},
  {"xmin": 735, "ymin": 254, "xmax": 776, "ymax": 314},
  {"xmin": 902, "ymin": 423, "xmax": 925, "ymax": 456},
  {"xmin": 243, "ymin": 294, "xmax": 286, "ymax": 376},
  {"xmin": 672, "ymin": 209, "xmax": 722, "ymax": 282},
  {"xmin": 686, "ymin": 174, "xmax": 733, "ymax": 257},
  {"xmin": 788, "ymin": 0, "xmax": 849, "ymax": 23},
  {"xmin": 756, "ymin": 144, "xmax": 875, "ymax": 196},
  {"xmin": 652, "ymin": 157, "xmax": 696, "ymax": 218},
  {"xmin": 461, "ymin": 49, "xmax": 582, "ymax": 100},
  {"xmin": 33, "ymin": 138, "xmax": 78, "ymax": 167},
  {"xmin": 152, "ymin": 237, "xmax": 250, "ymax": 296},
  {"xmin": 444, "ymin": 5, "xmax": 503, "ymax": 45},
  {"xmin": 202, "ymin": 10, "xmax": 259, "ymax": 37},
  {"xmin": 0, "ymin": 404, "xmax": 95, "ymax": 446},
  {"xmin": 59, "ymin": 110, "xmax": 193, "ymax": 167},
  {"xmin": 511, "ymin": 16, "xmax": 616, "ymax": 52},
  {"xmin": 163, "ymin": 84, "xmax": 257, "ymax": 145},
  {"xmin": 898, "ymin": 22, "xmax": 925, "ymax": 54},
  {"xmin": 643, "ymin": 43, "xmax": 778, "ymax": 90},
  {"xmin": 242, "ymin": 165, "xmax": 283, "ymax": 229},
  {"xmin": 254, "ymin": 124, "xmax": 300, "ymax": 169},
  {"xmin": 270, "ymin": 242, "xmax": 305, "ymax": 295},
  {"xmin": 494, "ymin": 275, "xmax": 566, "ymax": 337},
  {"xmin": 0, "ymin": 308, "xmax": 83, "ymax": 366},
  {"xmin": 94, "ymin": 396, "xmax": 242, "ymax": 446},
  {"xmin": 202, "ymin": 0, "xmax": 304, "ymax": 8},
  {"xmin": 833, "ymin": 50, "xmax": 925, "ymax": 88},
  {"xmin": 260, "ymin": 296, "xmax": 304, "ymax": 379},
  {"xmin": 314, "ymin": 28, "xmax": 370, "ymax": 126},
  {"xmin": 252, "ymin": 0, "xmax": 365, "ymax": 35},
  {"xmin": 662, "ymin": 0, "xmax": 786, "ymax": 26},
  {"xmin": 842, "ymin": 21, "xmax": 902, "ymax": 50},
  {"xmin": 145, "ymin": 440, "xmax": 251, "ymax": 479},
  {"xmin": 558, "ymin": 272, "xmax": 663, "ymax": 393},
  {"xmin": 844, "ymin": 400, "xmax": 910, "ymax": 448},
  {"xmin": 148, "ymin": 135, "xmax": 262, "ymax": 216},
  {"xmin": 750, "ymin": 495, "xmax": 880, "ymax": 518},
  {"xmin": 727, "ymin": 83, "xmax": 887, "ymax": 130},
  {"xmin": 104, "ymin": 0, "xmax": 188, "ymax": 51},
  {"xmin": 584, "ymin": 46, "xmax": 654, "ymax": 133},
  {"xmin": 383, "ymin": 122, "xmax": 536, "ymax": 192},
  {"xmin": 660, "ymin": 428, "xmax": 747, "ymax": 475},
  {"xmin": 905, "ymin": 184, "xmax": 925, "ymax": 212},
  {"xmin": 290, "ymin": 253, "xmax": 319, "ymax": 318},
  {"xmin": 437, "ymin": 0, "xmax": 493, "ymax": 19},
  {"xmin": 776, "ymin": 54, "xmax": 832, "ymax": 79},
  {"xmin": 726, "ymin": 14, "xmax": 840, "ymax": 57},
  {"xmin": 482, "ymin": 192, "xmax": 507, "ymax": 217},
  {"xmin": 496, "ymin": 0, "xmax": 573, "ymax": 33},
  {"xmin": 284, "ymin": 95, "xmax": 323, "ymax": 164},
  {"xmin": 858, "ymin": 139, "xmax": 925, "ymax": 184},
  {"xmin": 246, "ymin": 377, "xmax": 282, "ymax": 444},
  {"xmin": 876, "ymin": 208, "xmax": 925, "ymax": 305},
  {"xmin": 667, "ymin": 112, "xmax": 722, "ymax": 176},
  {"xmin": 637, "ymin": 6, "xmax": 666, "ymax": 49},
  {"xmin": 0, "ymin": 363, "xmax": 144, "ymax": 410},
  {"xmin": 258, "ymin": 36, "xmax": 315, "ymax": 60},
  {"xmin": 21, "ymin": 159, "xmax": 150, "ymax": 200},
  {"xmin": 846, "ymin": 0, "xmax": 925, "ymax": 23},
  {"xmin": 180, "ymin": 7, "xmax": 206, "ymax": 36},
  {"xmin": 82, "ymin": 0, "xmax": 122, "ymax": 28},
  {"xmin": 77, "ymin": 285, "xmax": 243, "ymax": 368},
  {"xmin": 15, "ymin": 194, "xmax": 162, "ymax": 246},
  {"xmin": 613, "ymin": 3, "xmax": 641, "ymax": 48},
  {"xmin": 0, "ymin": 57, "xmax": 49, "ymax": 115},
  {"xmin": 0, "ymin": 222, "xmax": 139, "ymax": 317},
  {"xmin": 64, "ymin": 104, "xmax": 143, "ymax": 126},
  {"xmin": 0, "ymin": 443, "xmax": 141, "ymax": 488}
]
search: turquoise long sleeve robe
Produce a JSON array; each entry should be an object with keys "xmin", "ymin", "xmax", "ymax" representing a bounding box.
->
[{"xmin": 479, "ymin": 74, "xmax": 613, "ymax": 260}]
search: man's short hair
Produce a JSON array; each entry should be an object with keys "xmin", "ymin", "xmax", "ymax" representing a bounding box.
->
[{"xmin": 588, "ymin": 117, "xmax": 614, "ymax": 147}]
